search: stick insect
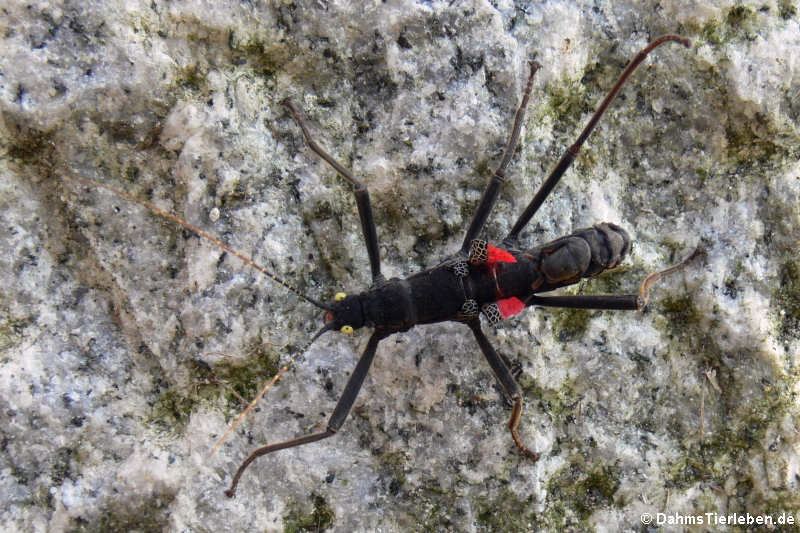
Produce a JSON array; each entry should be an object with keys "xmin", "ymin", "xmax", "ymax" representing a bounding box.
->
[{"xmin": 67, "ymin": 34, "xmax": 700, "ymax": 498}]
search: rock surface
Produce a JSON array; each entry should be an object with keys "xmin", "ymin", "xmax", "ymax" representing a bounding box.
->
[{"xmin": 2, "ymin": 0, "xmax": 798, "ymax": 531}]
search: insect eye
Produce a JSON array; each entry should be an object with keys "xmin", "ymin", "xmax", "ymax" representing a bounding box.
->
[
  {"xmin": 340, "ymin": 325, "xmax": 354, "ymax": 334},
  {"xmin": 335, "ymin": 292, "xmax": 347, "ymax": 302}
]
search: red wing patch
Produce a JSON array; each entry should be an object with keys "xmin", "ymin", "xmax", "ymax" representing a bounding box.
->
[
  {"xmin": 497, "ymin": 297, "xmax": 525, "ymax": 318},
  {"xmin": 487, "ymin": 244, "xmax": 516, "ymax": 265}
]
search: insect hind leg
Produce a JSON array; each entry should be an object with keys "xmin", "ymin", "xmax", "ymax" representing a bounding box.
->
[
  {"xmin": 459, "ymin": 61, "xmax": 542, "ymax": 255},
  {"xmin": 502, "ymin": 35, "xmax": 690, "ymax": 248},
  {"xmin": 526, "ymin": 246, "xmax": 704, "ymax": 311}
]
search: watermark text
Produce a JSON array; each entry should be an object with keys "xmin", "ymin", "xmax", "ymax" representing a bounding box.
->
[{"xmin": 640, "ymin": 511, "xmax": 796, "ymax": 526}]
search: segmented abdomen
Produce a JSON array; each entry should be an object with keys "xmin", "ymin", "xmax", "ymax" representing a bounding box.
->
[{"xmin": 528, "ymin": 222, "xmax": 631, "ymax": 290}]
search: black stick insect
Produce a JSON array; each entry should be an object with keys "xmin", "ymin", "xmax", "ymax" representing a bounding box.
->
[{"xmin": 67, "ymin": 34, "xmax": 701, "ymax": 498}]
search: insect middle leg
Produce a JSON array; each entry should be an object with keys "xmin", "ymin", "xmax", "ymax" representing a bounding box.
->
[
  {"xmin": 225, "ymin": 329, "xmax": 390, "ymax": 497},
  {"xmin": 282, "ymin": 99, "xmax": 384, "ymax": 285},
  {"xmin": 468, "ymin": 319, "xmax": 540, "ymax": 461}
]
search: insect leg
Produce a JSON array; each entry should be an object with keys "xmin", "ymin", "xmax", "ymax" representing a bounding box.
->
[
  {"xmin": 459, "ymin": 61, "xmax": 542, "ymax": 255},
  {"xmin": 282, "ymin": 99, "xmax": 384, "ymax": 285},
  {"xmin": 467, "ymin": 320, "xmax": 540, "ymax": 461},
  {"xmin": 225, "ymin": 330, "xmax": 388, "ymax": 498},
  {"xmin": 502, "ymin": 35, "xmax": 690, "ymax": 248},
  {"xmin": 527, "ymin": 294, "xmax": 640, "ymax": 310},
  {"xmin": 527, "ymin": 246, "xmax": 703, "ymax": 311}
]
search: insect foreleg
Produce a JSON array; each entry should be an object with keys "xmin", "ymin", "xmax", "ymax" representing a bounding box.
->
[
  {"xmin": 225, "ymin": 329, "xmax": 389, "ymax": 498},
  {"xmin": 459, "ymin": 61, "xmax": 541, "ymax": 255},
  {"xmin": 282, "ymin": 99, "xmax": 384, "ymax": 285},
  {"xmin": 468, "ymin": 319, "xmax": 540, "ymax": 461}
]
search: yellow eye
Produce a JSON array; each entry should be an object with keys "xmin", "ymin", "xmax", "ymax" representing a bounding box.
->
[
  {"xmin": 340, "ymin": 325, "xmax": 354, "ymax": 334},
  {"xmin": 335, "ymin": 292, "xmax": 347, "ymax": 302}
]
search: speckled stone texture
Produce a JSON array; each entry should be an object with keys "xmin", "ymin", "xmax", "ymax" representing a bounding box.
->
[{"xmin": 2, "ymin": 0, "xmax": 799, "ymax": 531}]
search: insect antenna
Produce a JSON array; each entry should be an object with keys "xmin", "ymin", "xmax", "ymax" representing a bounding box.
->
[
  {"xmin": 63, "ymin": 174, "xmax": 342, "ymax": 459},
  {"xmin": 210, "ymin": 321, "xmax": 336, "ymax": 456},
  {"xmin": 63, "ymin": 174, "xmax": 332, "ymax": 311}
]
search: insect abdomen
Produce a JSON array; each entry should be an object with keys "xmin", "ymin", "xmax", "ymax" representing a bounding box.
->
[{"xmin": 527, "ymin": 222, "xmax": 631, "ymax": 291}]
